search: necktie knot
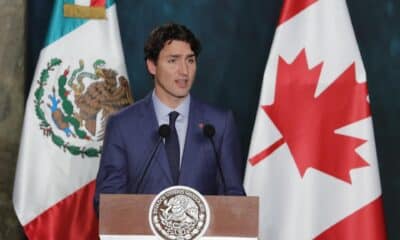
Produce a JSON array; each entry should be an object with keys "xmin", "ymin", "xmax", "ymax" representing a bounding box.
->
[{"xmin": 169, "ymin": 111, "xmax": 179, "ymax": 126}]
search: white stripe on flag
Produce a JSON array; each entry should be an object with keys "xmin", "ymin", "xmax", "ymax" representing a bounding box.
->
[{"xmin": 75, "ymin": 0, "xmax": 91, "ymax": 6}]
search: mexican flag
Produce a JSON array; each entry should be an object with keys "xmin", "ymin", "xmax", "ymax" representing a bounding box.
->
[
  {"xmin": 244, "ymin": 0, "xmax": 386, "ymax": 239},
  {"xmin": 13, "ymin": 0, "xmax": 132, "ymax": 239}
]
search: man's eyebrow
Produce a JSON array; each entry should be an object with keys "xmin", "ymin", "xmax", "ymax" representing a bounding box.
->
[{"xmin": 167, "ymin": 53, "xmax": 196, "ymax": 58}]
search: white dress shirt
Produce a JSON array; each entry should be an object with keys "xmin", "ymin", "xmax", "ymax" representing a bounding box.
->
[{"xmin": 152, "ymin": 91, "xmax": 190, "ymax": 165}]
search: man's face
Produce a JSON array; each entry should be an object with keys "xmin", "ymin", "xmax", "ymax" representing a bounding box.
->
[{"xmin": 147, "ymin": 40, "xmax": 197, "ymax": 107}]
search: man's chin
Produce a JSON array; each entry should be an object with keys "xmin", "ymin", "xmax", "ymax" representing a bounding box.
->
[
  {"xmin": 175, "ymin": 93, "xmax": 189, "ymax": 99},
  {"xmin": 173, "ymin": 90, "xmax": 190, "ymax": 98}
]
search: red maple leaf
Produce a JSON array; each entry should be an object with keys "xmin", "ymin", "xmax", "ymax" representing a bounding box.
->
[{"xmin": 250, "ymin": 49, "xmax": 371, "ymax": 183}]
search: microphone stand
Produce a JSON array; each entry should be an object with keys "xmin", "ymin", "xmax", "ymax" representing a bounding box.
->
[
  {"xmin": 203, "ymin": 124, "xmax": 227, "ymax": 195},
  {"xmin": 135, "ymin": 124, "xmax": 170, "ymax": 193}
]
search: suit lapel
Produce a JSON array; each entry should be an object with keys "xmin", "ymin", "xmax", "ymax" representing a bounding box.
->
[
  {"xmin": 139, "ymin": 94, "xmax": 173, "ymax": 184},
  {"xmin": 179, "ymin": 98, "xmax": 204, "ymax": 184}
]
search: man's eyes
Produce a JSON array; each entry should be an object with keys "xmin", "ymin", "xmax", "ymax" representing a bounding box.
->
[{"xmin": 167, "ymin": 57, "xmax": 195, "ymax": 64}]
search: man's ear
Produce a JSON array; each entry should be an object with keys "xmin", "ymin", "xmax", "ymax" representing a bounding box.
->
[{"xmin": 146, "ymin": 59, "xmax": 156, "ymax": 75}]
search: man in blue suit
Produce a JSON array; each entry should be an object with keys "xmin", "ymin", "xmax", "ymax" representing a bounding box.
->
[{"xmin": 94, "ymin": 23, "xmax": 245, "ymax": 212}]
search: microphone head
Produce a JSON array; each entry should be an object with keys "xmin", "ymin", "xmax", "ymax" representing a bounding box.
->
[
  {"xmin": 158, "ymin": 124, "xmax": 170, "ymax": 138},
  {"xmin": 203, "ymin": 124, "xmax": 215, "ymax": 138}
]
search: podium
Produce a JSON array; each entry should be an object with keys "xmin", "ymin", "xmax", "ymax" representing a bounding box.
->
[{"xmin": 99, "ymin": 194, "xmax": 259, "ymax": 239}]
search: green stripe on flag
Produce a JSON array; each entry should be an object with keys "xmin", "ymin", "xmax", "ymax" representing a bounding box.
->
[{"xmin": 45, "ymin": 0, "xmax": 115, "ymax": 46}]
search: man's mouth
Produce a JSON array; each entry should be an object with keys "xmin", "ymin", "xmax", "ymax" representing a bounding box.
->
[{"xmin": 175, "ymin": 79, "xmax": 188, "ymax": 88}]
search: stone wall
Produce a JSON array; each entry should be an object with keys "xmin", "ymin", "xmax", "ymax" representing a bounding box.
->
[{"xmin": 0, "ymin": 0, "xmax": 26, "ymax": 239}]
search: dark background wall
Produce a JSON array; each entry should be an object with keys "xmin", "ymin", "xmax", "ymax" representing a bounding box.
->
[
  {"xmin": 0, "ymin": 0, "xmax": 25, "ymax": 239},
  {"xmin": 22, "ymin": 0, "xmax": 400, "ymax": 239}
]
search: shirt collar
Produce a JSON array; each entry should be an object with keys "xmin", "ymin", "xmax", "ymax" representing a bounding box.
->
[{"xmin": 152, "ymin": 91, "xmax": 191, "ymax": 121}]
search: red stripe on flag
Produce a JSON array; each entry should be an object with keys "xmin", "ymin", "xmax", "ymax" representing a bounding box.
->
[
  {"xmin": 249, "ymin": 137, "xmax": 285, "ymax": 166},
  {"xmin": 278, "ymin": 0, "xmax": 318, "ymax": 25},
  {"xmin": 24, "ymin": 181, "xmax": 99, "ymax": 240},
  {"xmin": 315, "ymin": 196, "xmax": 387, "ymax": 240},
  {"xmin": 90, "ymin": 0, "xmax": 105, "ymax": 7}
]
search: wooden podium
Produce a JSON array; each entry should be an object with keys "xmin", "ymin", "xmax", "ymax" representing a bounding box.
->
[{"xmin": 99, "ymin": 194, "xmax": 259, "ymax": 239}]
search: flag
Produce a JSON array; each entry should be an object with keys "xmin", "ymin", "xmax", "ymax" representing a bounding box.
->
[
  {"xmin": 13, "ymin": 0, "xmax": 132, "ymax": 239},
  {"xmin": 244, "ymin": 0, "xmax": 386, "ymax": 239},
  {"xmin": 64, "ymin": 0, "xmax": 106, "ymax": 19}
]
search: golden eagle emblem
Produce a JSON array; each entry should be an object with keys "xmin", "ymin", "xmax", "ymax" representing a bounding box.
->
[{"xmin": 34, "ymin": 58, "xmax": 133, "ymax": 158}]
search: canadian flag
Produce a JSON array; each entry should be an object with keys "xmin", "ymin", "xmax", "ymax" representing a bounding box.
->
[{"xmin": 244, "ymin": 0, "xmax": 386, "ymax": 239}]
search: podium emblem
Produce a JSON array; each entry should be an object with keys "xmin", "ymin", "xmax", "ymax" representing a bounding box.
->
[{"xmin": 149, "ymin": 186, "xmax": 210, "ymax": 240}]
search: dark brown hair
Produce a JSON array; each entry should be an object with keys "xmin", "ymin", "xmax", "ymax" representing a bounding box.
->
[{"xmin": 144, "ymin": 23, "xmax": 202, "ymax": 63}]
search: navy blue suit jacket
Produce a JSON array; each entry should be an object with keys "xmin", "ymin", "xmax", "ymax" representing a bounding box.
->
[{"xmin": 94, "ymin": 94, "xmax": 245, "ymax": 210}]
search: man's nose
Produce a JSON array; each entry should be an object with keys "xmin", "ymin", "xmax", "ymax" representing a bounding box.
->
[{"xmin": 178, "ymin": 61, "xmax": 189, "ymax": 75}]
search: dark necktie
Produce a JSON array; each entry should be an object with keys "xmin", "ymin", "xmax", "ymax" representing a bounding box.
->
[{"xmin": 165, "ymin": 111, "xmax": 180, "ymax": 184}]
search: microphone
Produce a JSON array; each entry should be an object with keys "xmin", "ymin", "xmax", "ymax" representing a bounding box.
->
[
  {"xmin": 202, "ymin": 124, "xmax": 226, "ymax": 195},
  {"xmin": 158, "ymin": 124, "xmax": 171, "ymax": 138},
  {"xmin": 135, "ymin": 124, "xmax": 170, "ymax": 192}
]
